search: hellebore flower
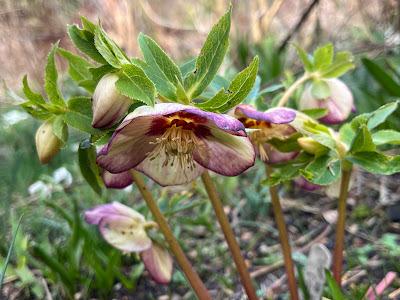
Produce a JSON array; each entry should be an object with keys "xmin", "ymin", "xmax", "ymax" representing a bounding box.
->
[
  {"xmin": 92, "ymin": 73, "xmax": 132, "ymax": 128},
  {"xmin": 35, "ymin": 121, "xmax": 62, "ymax": 164},
  {"xmin": 102, "ymin": 170, "xmax": 133, "ymax": 189},
  {"xmin": 294, "ymin": 177, "xmax": 322, "ymax": 191},
  {"xmin": 85, "ymin": 202, "xmax": 173, "ymax": 284},
  {"xmin": 97, "ymin": 103, "xmax": 255, "ymax": 186},
  {"xmin": 233, "ymin": 104, "xmax": 297, "ymax": 164},
  {"xmin": 299, "ymin": 78, "xmax": 354, "ymax": 125}
]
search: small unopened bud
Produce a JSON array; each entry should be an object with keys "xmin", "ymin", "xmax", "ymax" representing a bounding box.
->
[
  {"xmin": 299, "ymin": 78, "xmax": 354, "ymax": 125},
  {"xmin": 298, "ymin": 137, "xmax": 328, "ymax": 155},
  {"xmin": 92, "ymin": 73, "xmax": 131, "ymax": 128},
  {"xmin": 35, "ymin": 121, "xmax": 62, "ymax": 164}
]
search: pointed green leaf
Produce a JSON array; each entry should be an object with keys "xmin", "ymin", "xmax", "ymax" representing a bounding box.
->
[
  {"xmin": 350, "ymin": 125, "xmax": 376, "ymax": 153},
  {"xmin": 67, "ymin": 96, "xmax": 93, "ymax": 117},
  {"xmin": 310, "ymin": 80, "xmax": 331, "ymax": 98},
  {"xmin": 367, "ymin": 101, "xmax": 399, "ymax": 130},
  {"xmin": 78, "ymin": 139, "xmax": 103, "ymax": 195},
  {"xmin": 45, "ymin": 43, "xmax": 64, "ymax": 106},
  {"xmin": 67, "ymin": 24, "xmax": 107, "ymax": 64},
  {"xmin": 313, "ymin": 43, "xmax": 334, "ymax": 70},
  {"xmin": 58, "ymin": 48, "xmax": 93, "ymax": 83},
  {"xmin": 302, "ymin": 155, "xmax": 341, "ymax": 185},
  {"xmin": 320, "ymin": 51, "xmax": 354, "ymax": 78},
  {"xmin": 180, "ymin": 58, "xmax": 196, "ymax": 77},
  {"xmin": 52, "ymin": 116, "xmax": 69, "ymax": 145},
  {"xmin": 325, "ymin": 270, "xmax": 347, "ymax": 300},
  {"xmin": 347, "ymin": 152, "xmax": 400, "ymax": 175},
  {"xmin": 80, "ymin": 16, "xmax": 97, "ymax": 33},
  {"xmin": 295, "ymin": 44, "xmax": 313, "ymax": 72},
  {"xmin": 301, "ymin": 108, "xmax": 328, "ymax": 119},
  {"xmin": 372, "ymin": 130, "xmax": 400, "ymax": 145},
  {"xmin": 115, "ymin": 64, "xmax": 156, "ymax": 106},
  {"xmin": 184, "ymin": 7, "xmax": 231, "ymax": 99},
  {"xmin": 22, "ymin": 75, "xmax": 45, "ymax": 105}
]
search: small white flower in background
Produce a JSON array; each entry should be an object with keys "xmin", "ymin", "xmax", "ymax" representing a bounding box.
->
[
  {"xmin": 2, "ymin": 110, "xmax": 29, "ymax": 127},
  {"xmin": 304, "ymin": 244, "xmax": 332, "ymax": 300},
  {"xmin": 52, "ymin": 167, "xmax": 73, "ymax": 187},
  {"xmin": 28, "ymin": 181, "xmax": 51, "ymax": 198}
]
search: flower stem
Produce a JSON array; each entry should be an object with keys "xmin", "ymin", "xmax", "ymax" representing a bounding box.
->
[
  {"xmin": 332, "ymin": 168, "xmax": 352, "ymax": 285},
  {"xmin": 266, "ymin": 166, "xmax": 299, "ymax": 300},
  {"xmin": 130, "ymin": 170, "xmax": 211, "ymax": 300},
  {"xmin": 277, "ymin": 73, "xmax": 309, "ymax": 107},
  {"xmin": 201, "ymin": 171, "xmax": 258, "ymax": 300}
]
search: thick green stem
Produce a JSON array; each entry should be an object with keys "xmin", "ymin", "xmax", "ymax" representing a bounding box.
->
[
  {"xmin": 130, "ymin": 171, "xmax": 211, "ymax": 300},
  {"xmin": 277, "ymin": 73, "xmax": 309, "ymax": 107},
  {"xmin": 201, "ymin": 172, "xmax": 258, "ymax": 300},
  {"xmin": 332, "ymin": 168, "xmax": 352, "ymax": 285},
  {"xmin": 266, "ymin": 166, "xmax": 299, "ymax": 300}
]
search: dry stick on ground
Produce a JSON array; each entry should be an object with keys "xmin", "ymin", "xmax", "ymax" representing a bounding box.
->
[
  {"xmin": 278, "ymin": 0, "xmax": 320, "ymax": 52},
  {"xmin": 201, "ymin": 171, "xmax": 258, "ymax": 300},
  {"xmin": 130, "ymin": 171, "xmax": 211, "ymax": 300}
]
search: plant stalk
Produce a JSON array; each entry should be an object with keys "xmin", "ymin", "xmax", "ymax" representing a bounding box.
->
[
  {"xmin": 332, "ymin": 168, "xmax": 352, "ymax": 285},
  {"xmin": 130, "ymin": 170, "xmax": 211, "ymax": 300},
  {"xmin": 277, "ymin": 73, "xmax": 309, "ymax": 107},
  {"xmin": 201, "ymin": 171, "xmax": 258, "ymax": 300},
  {"xmin": 266, "ymin": 166, "xmax": 299, "ymax": 300}
]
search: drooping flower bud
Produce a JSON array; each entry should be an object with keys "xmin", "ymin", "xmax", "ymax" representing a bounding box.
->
[
  {"xmin": 299, "ymin": 78, "xmax": 354, "ymax": 124},
  {"xmin": 92, "ymin": 73, "xmax": 132, "ymax": 128},
  {"xmin": 140, "ymin": 243, "xmax": 173, "ymax": 284},
  {"xmin": 294, "ymin": 177, "xmax": 321, "ymax": 191},
  {"xmin": 35, "ymin": 121, "xmax": 62, "ymax": 164},
  {"xmin": 298, "ymin": 137, "xmax": 328, "ymax": 156}
]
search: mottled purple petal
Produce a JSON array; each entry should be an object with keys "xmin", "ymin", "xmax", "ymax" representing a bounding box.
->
[
  {"xmin": 193, "ymin": 128, "xmax": 255, "ymax": 176},
  {"xmin": 135, "ymin": 152, "xmax": 205, "ymax": 186},
  {"xmin": 235, "ymin": 104, "xmax": 296, "ymax": 124},
  {"xmin": 102, "ymin": 170, "xmax": 133, "ymax": 189},
  {"xmin": 140, "ymin": 243, "xmax": 173, "ymax": 284}
]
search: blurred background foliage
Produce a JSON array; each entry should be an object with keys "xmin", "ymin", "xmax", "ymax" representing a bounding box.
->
[{"xmin": 1, "ymin": 0, "xmax": 400, "ymax": 299}]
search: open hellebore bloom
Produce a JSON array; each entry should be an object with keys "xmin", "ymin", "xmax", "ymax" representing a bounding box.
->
[
  {"xmin": 92, "ymin": 73, "xmax": 132, "ymax": 128},
  {"xmin": 85, "ymin": 202, "xmax": 173, "ymax": 284},
  {"xmin": 299, "ymin": 78, "xmax": 354, "ymax": 125},
  {"xmin": 234, "ymin": 104, "xmax": 297, "ymax": 164},
  {"xmin": 35, "ymin": 121, "xmax": 62, "ymax": 164},
  {"xmin": 97, "ymin": 103, "xmax": 255, "ymax": 186}
]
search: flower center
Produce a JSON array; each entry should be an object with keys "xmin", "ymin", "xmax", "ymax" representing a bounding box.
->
[{"xmin": 148, "ymin": 124, "xmax": 199, "ymax": 171}]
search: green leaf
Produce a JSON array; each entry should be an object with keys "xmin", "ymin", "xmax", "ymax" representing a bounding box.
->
[
  {"xmin": 339, "ymin": 123, "xmax": 356, "ymax": 148},
  {"xmin": 372, "ymin": 130, "xmax": 400, "ymax": 145},
  {"xmin": 320, "ymin": 51, "xmax": 354, "ymax": 78},
  {"xmin": 180, "ymin": 58, "xmax": 196, "ymax": 78},
  {"xmin": 302, "ymin": 154, "xmax": 341, "ymax": 185},
  {"xmin": 115, "ymin": 64, "xmax": 156, "ymax": 106},
  {"xmin": 313, "ymin": 43, "xmax": 334, "ymax": 70},
  {"xmin": 80, "ymin": 16, "xmax": 97, "ymax": 33},
  {"xmin": 347, "ymin": 152, "xmax": 400, "ymax": 175},
  {"xmin": 325, "ymin": 270, "xmax": 347, "ymax": 300},
  {"xmin": 367, "ymin": 101, "xmax": 399, "ymax": 130},
  {"xmin": 197, "ymin": 56, "xmax": 259, "ymax": 112},
  {"xmin": 58, "ymin": 48, "xmax": 93, "ymax": 85},
  {"xmin": 0, "ymin": 215, "xmax": 23, "ymax": 290},
  {"xmin": 22, "ymin": 75, "xmax": 45, "ymax": 105},
  {"xmin": 78, "ymin": 139, "xmax": 103, "ymax": 195},
  {"xmin": 52, "ymin": 116, "xmax": 68, "ymax": 145},
  {"xmin": 138, "ymin": 33, "xmax": 182, "ymax": 100},
  {"xmin": 267, "ymin": 132, "xmax": 302, "ymax": 153},
  {"xmin": 184, "ymin": 6, "xmax": 231, "ymax": 99},
  {"xmin": 301, "ymin": 108, "xmax": 328, "ymax": 119},
  {"xmin": 45, "ymin": 42, "xmax": 64, "ymax": 106},
  {"xmin": 350, "ymin": 125, "xmax": 376, "ymax": 153},
  {"xmin": 310, "ymin": 80, "xmax": 331, "ymax": 98},
  {"xmin": 295, "ymin": 44, "xmax": 313, "ymax": 72},
  {"xmin": 67, "ymin": 24, "xmax": 107, "ymax": 64},
  {"xmin": 362, "ymin": 58, "xmax": 400, "ymax": 97},
  {"xmin": 63, "ymin": 111, "xmax": 100, "ymax": 135},
  {"xmin": 89, "ymin": 64, "xmax": 116, "ymax": 83},
  {"xmin": 67, "ymin": 96, "xmax": 93, "ymax": 117},
  {"xmin": 94, "ymin": 26, "xmax": 130, "ymax": 68}
]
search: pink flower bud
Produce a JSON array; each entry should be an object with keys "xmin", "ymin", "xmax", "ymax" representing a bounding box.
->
[
  {"xmin": 140, "ymin": 243, "xmax": 173, "ymax": 284},
  {"xmin": 92, "ymin": 74, "xmax": 132, "ymax": 128},
  {"xmin": 294, "ymin": 177, "xmax": 321, "ymax": 191},
  {"xmin": 299, "ymin": 79, "xmax": 354, "ymax": 124},
  {"xmin": 35, "ymin": 121, "xmax": 62, "ymax": 164}
]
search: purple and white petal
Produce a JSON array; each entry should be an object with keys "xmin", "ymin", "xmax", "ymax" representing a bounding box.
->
[
  {"xmin": 102, "ymin": 170, "xmax": 133, "ymax": 189},
  {"xmin": 193, "ymin": 128, "xmax": 255, "ymax": 176},
  {"xmin": 84, "ymin": 202, "xmax": 145, "ymax": 225},
  {"xmin": 97, "ymin": 117, "xmax": 159, "ymax": 173},
  {"xmin": 260, "ymin": 144, "xmax": 298, "ymax": 164},
  {"xmin": 140, "ymin": 243, "xmax": 173, "ymax": 284},
  {"xmin": 136, "ymin": 150, "xmax": 205, "ymax": 186},
  {"xmin": 99, "ymin": 215, "xmax": 152, "ymax": 252},
  {"xmin": 235, "ymin": 104, "xmax": 296, "ymax": 124}
]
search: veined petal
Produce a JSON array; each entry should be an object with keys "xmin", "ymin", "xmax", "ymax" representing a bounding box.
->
[
  {"xmin": 102, "ymin": 170, "xmax": 133, "ymax": 189},
  {"xmin": 135, "ymin": 150, "xmax": 205, "ymax": 186},
  {"xmin": 140, "ymin": 243, "xmax": 173, "ymax": 284},
  {"xmin": 97, "ymin": 116, "xmax": 158, "ymax": 173},
  {"xmin": 235, "ymin": 104, "xmax": 296, "ymax": 124},
  {"xmin": 84, "ymin": 202, "xmax": 145, "ymax": 225},
  {"xmin": 193, "ymin": 128, "xmax": 255, "ymax": 176},
  {"xmin": 99, "ymin": 215, "xmax": 152, "ymax": 252}
]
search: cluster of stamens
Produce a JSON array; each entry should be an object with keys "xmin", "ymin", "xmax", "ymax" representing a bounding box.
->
[{"xmin": 148, "ymin": 123, "xmax": 198, "ymax": 173}]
